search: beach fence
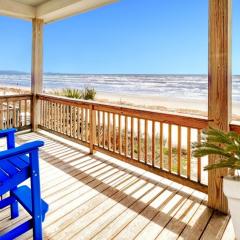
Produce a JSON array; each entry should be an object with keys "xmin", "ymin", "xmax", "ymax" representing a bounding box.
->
[
  {"xmin": 2, "ymin": 93, "xmax": 240, "ymax": 200},
  {"xmin": 0, "ymin": 94, "xmax": 32, "ymax": 130},
  {"xmin": 38, "ymin": 94, "xmax": 210, "ymax": 193}
]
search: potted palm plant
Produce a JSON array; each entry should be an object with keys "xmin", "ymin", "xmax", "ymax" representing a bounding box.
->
[{"xmin": 193, "ymin": 128, "xmax": 240, "ymax": 240}]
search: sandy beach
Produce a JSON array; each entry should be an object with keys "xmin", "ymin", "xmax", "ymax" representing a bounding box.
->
[
  {"xmin": 96, "ymin": 91, "xmax": 209, "ymax": 116},
  {"xmin": 0, "ymin": 86, "xmax": 30, "ymax": 95},
  {"xmin": 0, "ymin": 85, "xmax": 240, "ymax": 121},
  {"xmin": 95, "ymin": 91, "xmax": 240, "ymax": 121}
]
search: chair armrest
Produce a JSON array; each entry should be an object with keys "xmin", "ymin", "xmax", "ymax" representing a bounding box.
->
[
  {"xmin": 0, "ymin": 128, "xmax": 17, "ymax": 149},
  {"xmin": 0, "ymin": 141, "xmax": 44, "ymax": 161},
  {"xmin": 0, "ymin": 128, "xmax": 16, "ymax": 138}
]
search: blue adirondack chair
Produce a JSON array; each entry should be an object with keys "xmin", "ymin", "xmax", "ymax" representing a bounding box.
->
[{"xmin": 0, "ymin": 128, "xmax": 48, "ymax": 240}]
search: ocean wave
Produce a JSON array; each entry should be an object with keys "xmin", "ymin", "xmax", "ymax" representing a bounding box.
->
[{"xmin": 0, "ymin": 74, "xmax": 240, "ymax": 102}]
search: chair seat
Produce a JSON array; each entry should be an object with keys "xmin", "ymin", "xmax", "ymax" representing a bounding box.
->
[
  {"xmin": 12, "ymin": 186, "xmax": 48, "ymax": 220},
  {"xmin": 0, "ymin": 155, "xmax": 30, "ymax": 196}
]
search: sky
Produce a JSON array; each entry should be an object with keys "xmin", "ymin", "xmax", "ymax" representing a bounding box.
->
[{"xmin": 0, "ymin": 0, "xmax": 239, "ymax": 74}]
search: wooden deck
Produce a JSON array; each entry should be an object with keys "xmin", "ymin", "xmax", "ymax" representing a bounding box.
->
[{"xmin": 0, "ymin": 131, "xmax": 235, "ymax": 240}]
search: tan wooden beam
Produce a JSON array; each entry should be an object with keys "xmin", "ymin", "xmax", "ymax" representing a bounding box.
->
[
  {"xmin": 0, "ymin": 0, "xmax": 35, "ymax": 20},
  {"xmin": 31, "ymin": 19, "xmax": 44, "ymax": 132},
  {"xmin": 0, "ymin": 0, "xmax": 118, "ymax": 23},
  {"xmin": 36, "ymin": 0, "xmax": 117, "ymax": 23},
  {"xmin": 208, "ymin": 0, "xmax": 232, "ymax": 213}
]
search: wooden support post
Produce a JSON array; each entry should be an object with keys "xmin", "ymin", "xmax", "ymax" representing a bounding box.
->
[
  {"xmin": 31, "ymin": 19, "xmax": 44, "ymax": 131},
  {"xmin": 0, "ymin": 103, "xmax": 3, "ymax": 130},
  {"xmin": 208, "ymin": 0, "xmax": 232, "ymax": 213},
  {"xmin": 90, "ymin": 106, "xmax": 96, "ymax": 154}
]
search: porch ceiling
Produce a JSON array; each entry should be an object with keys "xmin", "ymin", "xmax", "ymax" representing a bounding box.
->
[
  {"xmin": 0, "ymin": 0, "xmax": 117, "ymax": 23},
  {"xmin": 15, "ymin": 0, "xmax": 49, "ymax": 6}
]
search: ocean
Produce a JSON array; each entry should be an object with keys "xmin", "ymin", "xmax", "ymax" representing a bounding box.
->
[{"xmin": 0, "ymin": 73, "xmax": 240, "ymax": 102}]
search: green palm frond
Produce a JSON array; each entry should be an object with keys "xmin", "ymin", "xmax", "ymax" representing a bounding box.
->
[
  {"xmin": 204, "ymin": 128, "xmax": 233, "ymax": 145},
  {"xmin": 193, "ymin": 128, "xmax": 240, "ymax": 172},
  {"xmin": 193, "ymin": 147, "xmax": 232, "ymax": 158},
  {"xmin": 204, "ymin": 157, "xmax": 240, "ymax": 170},
  {"xmin": 53, "ymin": 87, "xmax": 96, "ymax": 100}
]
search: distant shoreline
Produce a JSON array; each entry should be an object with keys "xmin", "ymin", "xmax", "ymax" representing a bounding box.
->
[
  {"xmin": 1, "ymin": 70, "xmax": 240, "ymax": 77},
  {"xmin": 1, "ymin": 84, "xmax": 240, "ymax": 122}
]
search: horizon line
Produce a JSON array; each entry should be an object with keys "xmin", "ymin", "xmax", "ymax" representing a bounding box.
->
[{"xmin": 1, "ymin": 70, "xmax": 240, "ymax": 76}]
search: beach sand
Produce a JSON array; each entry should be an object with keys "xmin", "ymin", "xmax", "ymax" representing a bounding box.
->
[
  {"xmin": 95, "ymin": 91, "xmax": 240, "ymax": 121},
  {"xmin": 0, "ymin": 85, "xmax": 239, "ymax": 121},
  {"xmin": 0, "ymin": 86, "xmax": 30, "ymax": 95}
]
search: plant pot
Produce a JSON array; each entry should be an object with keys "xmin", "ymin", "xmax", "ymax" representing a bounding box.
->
[{"xmin": 223, "ymin": 176, "xmax": 240, "ymax": 240}]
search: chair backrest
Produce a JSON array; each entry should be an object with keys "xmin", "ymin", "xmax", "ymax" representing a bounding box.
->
[
  {"xmin": 0, "ymin": 130, "xmax": 47, "ymax": 240},
  {"xmin": 0, "ymin": 129, "xmax": 44, "ymax": 196}
]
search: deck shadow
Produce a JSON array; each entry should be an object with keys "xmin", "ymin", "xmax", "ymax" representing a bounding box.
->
[{"xmin": 16, "ymin": 132, "xmax": 228, "ymax": 238}]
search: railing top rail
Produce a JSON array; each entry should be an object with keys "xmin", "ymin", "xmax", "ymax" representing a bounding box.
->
[
  {"xmin": 38, "ymin": 93, "xmax": 92, "ymax": 108},
  {"xmin": 230, "ymin": 122, "xmax": 240, "ymax": 133},
  {"xmin": 38, "ymin": 93, "xmax": 209, "ymax": 129},
  {"xmin": 37, "ymin": 93, "xmax": 240, "ymax": 131},
  {"xmin": 0, "ymin": 94, "xmax": 33, "ymax": 101}
]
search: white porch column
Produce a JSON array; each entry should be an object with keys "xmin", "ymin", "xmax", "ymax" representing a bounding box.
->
[{"xmin": 31, "ymin": 18, "xmax": 44, "ymax": 131}]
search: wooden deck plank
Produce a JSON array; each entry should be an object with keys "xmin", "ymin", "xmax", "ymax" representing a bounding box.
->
[
  {"xmin": 42, "ymin": 173, "xmax": 140, "ymax": 232},
  {"xmin": 45, "ymin": 171, "xmax": 139, "ymax": 239},
  {"xmin": 52, "ymin": 178, "xmax": 156, "ymax": 239},
  {"xmin": 92, "ymin": 182, "xmax": 183, "ymax": 240},
  {"xmin": 47, "ymin": 173, "xmax": 136, "ymax": 238},
  {"xmin": 178, "ymin": 200, "xmax": 213, "ymax": 240},
  {"xmin": 135, "ymin": 189, "xmax": 199, "ymax": 240},
  {"xmin": 113, "ymin": 185, "xmax": 192, "ymax": 240},
  {"xmin": 155, "ymin": 192, "xmax": 206, "ymax": 239},
  {"xmin": 72, "ymin": 182, "xmax": 169, "ymax": 240},
  {"xmin": 0, "ymin": 131, "xmax": 233, "ymax": 240},
  {"xmin": 221, "ymin": 219, "xmax": 235, "ymax": 240},
  {"xmin": 200, "ymin": 212, "xmax": 230, "ymax": 240}
]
